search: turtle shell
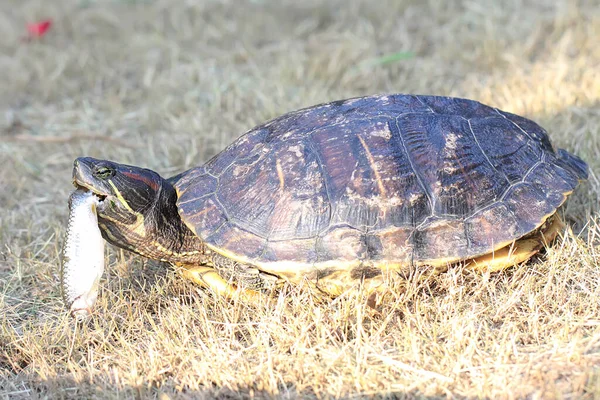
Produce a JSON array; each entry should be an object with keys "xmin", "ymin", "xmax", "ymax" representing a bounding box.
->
[{"xmin": 174, "ymin": 94, "xmax": 587, "ymax": 278}]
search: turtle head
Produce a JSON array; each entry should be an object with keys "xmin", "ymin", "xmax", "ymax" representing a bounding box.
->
[
  {"xmin": 72, "ymin": 157, "xmax": 168, "ymax": 253},
  {"xmin": 72, "ymin": 157, "xmax": 204, "ymax": 262}
]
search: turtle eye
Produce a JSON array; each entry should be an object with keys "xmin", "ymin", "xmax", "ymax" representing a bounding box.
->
[{"xmin": 94, "ymin": 166, "xmax": 115, "ymax": 179}]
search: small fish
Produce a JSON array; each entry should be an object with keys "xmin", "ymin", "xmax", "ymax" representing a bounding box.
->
[{"xmin": 60, "ymin": 189, "xmax": 105, "ymax": 319}]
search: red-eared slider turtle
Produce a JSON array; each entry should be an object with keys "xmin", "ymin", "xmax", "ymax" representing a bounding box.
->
[{"xmin": 62, "ymin": 94, "xmax": 587, "ymax": 314}]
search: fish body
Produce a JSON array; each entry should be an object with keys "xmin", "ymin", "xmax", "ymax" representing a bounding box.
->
[{"xmin": 60, "ymin": 189, "xmax": 105, "ymax": 319}]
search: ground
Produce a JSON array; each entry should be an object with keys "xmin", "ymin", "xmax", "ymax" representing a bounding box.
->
[{"xmin": 1, "ymin": 0, "xmax": 599, "ymax": 399}]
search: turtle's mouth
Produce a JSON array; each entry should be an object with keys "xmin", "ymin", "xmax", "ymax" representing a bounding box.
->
[{"xmin": 72, "ymin": 181, "xmax": 108, "ymax": 203}]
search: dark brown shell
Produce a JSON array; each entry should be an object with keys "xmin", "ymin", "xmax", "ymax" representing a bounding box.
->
[{"xmin": 174, "ymin": 94, "xmax": 587, "ymax": 274}]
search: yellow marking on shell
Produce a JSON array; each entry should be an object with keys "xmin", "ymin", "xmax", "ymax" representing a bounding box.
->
[
  {"xmin": 357, "ymin": 135, "xmax": 387, "ymax": 197},
  {"xmin": 276, "ymin": 158, "xmax": 285, "ymax": 191},
  {"xmin": 174, "ymin": 182, "xmax": 187, "ymax": 198}
]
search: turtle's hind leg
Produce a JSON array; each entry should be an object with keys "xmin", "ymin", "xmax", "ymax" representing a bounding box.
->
[{"xmin": 467, "ymin": 214, "xmax": 564, "ymax": 272}]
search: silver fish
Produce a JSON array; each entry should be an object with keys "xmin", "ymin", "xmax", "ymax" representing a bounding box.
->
[{"xmin": 60, "ymin": 189, "xmax": 105, "ymax": 319}]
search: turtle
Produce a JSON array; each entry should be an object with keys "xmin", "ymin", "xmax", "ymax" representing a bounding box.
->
[{"xmin": 69, "ymin": 94, "xmax": 587, "ymax": 304}]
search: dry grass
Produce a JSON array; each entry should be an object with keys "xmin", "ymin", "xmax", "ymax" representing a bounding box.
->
[{"xmin": 1, "ymin": 0, "xmax": 599, "ymax": 398}]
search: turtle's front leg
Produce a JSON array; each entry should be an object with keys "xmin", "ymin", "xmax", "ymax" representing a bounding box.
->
[
  {"xmin": 177, "ymin": 264, "xmax": 270, "ymax": 305},
  {"xmin": 211, "ymin": 253, "xmax": 280, "ymax": 292}
]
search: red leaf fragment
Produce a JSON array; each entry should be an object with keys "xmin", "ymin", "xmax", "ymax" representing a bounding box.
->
[{"xmin": 26, "ymin": 19, "xmax": 52, "ymax": 38}]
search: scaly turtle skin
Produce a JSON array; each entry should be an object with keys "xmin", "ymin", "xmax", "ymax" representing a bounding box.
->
[{"xmin": 72, "ymin": 94, "xmax": 588, "ymax": 300}]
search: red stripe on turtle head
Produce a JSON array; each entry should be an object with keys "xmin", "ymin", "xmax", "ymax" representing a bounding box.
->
[{"xmin": 122, "ymin": 170, "xmax": 160, "ymax": 191}]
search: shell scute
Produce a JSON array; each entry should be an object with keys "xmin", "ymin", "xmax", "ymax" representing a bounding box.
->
[
  {"xmin": 555, "ymin": 149, "xmax": 588, "ymax": 181},
  {"xmin": 259, "ymin": 237, "xmax": 318, "ymax": 264},
  {"xmin": 205, "ymin": 223, "xmax": 267, "ymax": 261},
  {"xmin": 311, "ymin": 116, "xmax": 431, "ymax": 230},
  {"xmin": 215, "ymin": 137, "xmax": 330, "ymax": 241},
  {"xmin": 468, "ymin": 115, "xmax": 542, "ymax": 183},
  {"xmin": 375, "ymin": 227, "xmax": 413, "ymax": 261},
  {"xmin": 396, "ymin": 114, "xmax": 508, "ymax": 216},
  {"xmin": 494, "ymin": 109, "xmax": 554, "ymax": 152},
  {"xmin": 316, "ymin": 226, "xmax": 367, "ymax": 262},
  {"xmin": 181, "ymin": 195, "xmax": 228, "ymax": 239},
  {"xmin": 205, "ymin": 128, "xmax": 269, "ymax": 176},
  {"xmin": 412, "ymin": 217, "xmax": 468, "ymax": 262},
  {"xmin": 176, "ymin": 172, "xmax": 217, "ymax": 202},
  {"xmin": 527, "ymin": 161, "xmax": 574, "ymax": 203},
  {"xmin": 465, "ymin": 203, "xmax": 520, "ymax": 255},
  {"xmin": 503, "ymin": 183, "xmax": 556, "ymax": 231}
]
